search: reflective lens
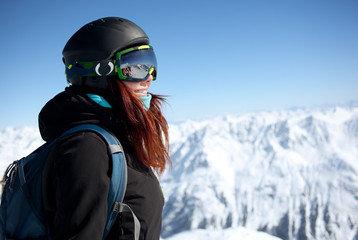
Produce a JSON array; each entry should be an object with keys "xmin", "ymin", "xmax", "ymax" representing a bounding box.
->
[{"xmin": 116, "ymin": 45, "xmax": 157, "ymax": 82}]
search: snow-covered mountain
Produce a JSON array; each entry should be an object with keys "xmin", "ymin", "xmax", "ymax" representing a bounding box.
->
[
  {"xmin": 0, "ymin": 126, "xmax": 44, "ymax": 175},
  {"xmin": 161, "ymin": 105, "xmax": 358, "ymax": 240},
  {"xmin": 1, "ymin": 104, "xmax": 358, "ymax": 240}
]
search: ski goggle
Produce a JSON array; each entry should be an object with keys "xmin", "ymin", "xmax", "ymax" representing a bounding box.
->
[
  {"xmin": 65, "ymin": 45, "xmax": 157, "ymax": 82},
  {"xmin": 116, "ymin": 45, "xmax": 157, "ymax": 81}
]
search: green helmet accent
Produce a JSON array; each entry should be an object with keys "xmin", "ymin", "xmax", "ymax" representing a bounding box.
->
[{"xmin": 62, "ymin": 17, "xmax": 150, "ymax": 89}]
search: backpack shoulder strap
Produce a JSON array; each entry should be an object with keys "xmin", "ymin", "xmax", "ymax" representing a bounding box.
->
[
  {"xmin": 60, "ymin": 124, "xmax": 139, "ymax": 240},
  {"xmin": 60, "ymin": 124, "xmax": 127, "ymax": 201}
]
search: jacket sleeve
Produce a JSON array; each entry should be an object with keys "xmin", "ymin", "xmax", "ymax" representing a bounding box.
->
[{"xmin": 46, "ymin": 131, "xmax": 111, "ymax": 240}]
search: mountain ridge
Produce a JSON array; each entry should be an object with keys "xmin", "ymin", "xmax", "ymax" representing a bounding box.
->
[
  {"xmin": 1, "ymin": 104, "xmax": 357, "ymax": 239},
  {"xmin": 161, "ymin": 105, "xmax": 358, "ymax": 239}
]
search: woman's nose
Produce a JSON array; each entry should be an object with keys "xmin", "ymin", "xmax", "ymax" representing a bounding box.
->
[{"xmin": 141, "ymin": 75, "xmax": 153, "ymax": 85}]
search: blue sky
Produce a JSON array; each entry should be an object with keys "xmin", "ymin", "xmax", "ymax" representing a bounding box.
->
[{"xmin": 0, "ymin": 0, "xmax": 357, "ymax": 129}]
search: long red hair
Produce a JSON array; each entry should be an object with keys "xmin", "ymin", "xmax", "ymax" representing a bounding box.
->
[{"xmin": 109, "ymin": 80, "xmax": 171, "ymax": 175}]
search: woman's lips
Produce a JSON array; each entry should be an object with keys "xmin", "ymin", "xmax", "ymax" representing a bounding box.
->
[{"xmin": 135, "ymin": 89, "xmax": 147, "ymax": 96}]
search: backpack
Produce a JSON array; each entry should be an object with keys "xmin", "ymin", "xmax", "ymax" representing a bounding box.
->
[{"xmin": 0, "ymin": 124, "xmax": 140, "ymax": 240}]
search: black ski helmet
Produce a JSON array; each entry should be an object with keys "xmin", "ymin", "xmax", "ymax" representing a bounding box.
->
[{"xmin": 62, "ymin": 17, "xmax": 150, "ymax": 88}]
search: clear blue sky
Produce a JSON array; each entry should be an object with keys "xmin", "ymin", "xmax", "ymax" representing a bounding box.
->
[{"xmin": 1, "ymin": 0, "xmax": 357, "ymax": 129}]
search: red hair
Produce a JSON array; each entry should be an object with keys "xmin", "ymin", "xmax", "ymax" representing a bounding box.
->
[{"xmin": 110, "ymin": 80, "xmax": 171, "ymax": 175}]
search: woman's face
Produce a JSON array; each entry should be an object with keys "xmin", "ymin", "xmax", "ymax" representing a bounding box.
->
[{"xmin": 121, "ymin": 75, "xmax": 153, "ymax": 98}]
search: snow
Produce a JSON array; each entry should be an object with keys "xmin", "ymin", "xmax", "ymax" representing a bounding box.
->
[
  {"xmin": 0, "ymin": 126, "xmax": 44, "ymax": 176},
  {"xmin": 1, "ymin": 104, "xmax": 358, "ymax": 240},
  {"xmin": 161, "ymin": 105, "xmax": 358, "ymax": 239},
  {"xmin": 161, "ymin": 227, "xmax": 283, "ymax": 240}
]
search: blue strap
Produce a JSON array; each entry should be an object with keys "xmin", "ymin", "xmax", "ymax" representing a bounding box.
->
[{"xmin": 59, "ymin": 124, "xmax": 133, "ymax": 239}]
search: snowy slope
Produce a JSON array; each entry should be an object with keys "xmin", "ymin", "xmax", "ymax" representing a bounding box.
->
[
  {"xmin": 162, "ymin": 227, "xmax": 283, "ymax": 240},
  {"xmin": 1, "ymin": 104, "xmax": 358, "ymax": 240}
]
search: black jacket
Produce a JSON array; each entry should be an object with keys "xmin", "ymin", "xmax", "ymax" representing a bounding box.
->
[{"xmin": 39, "ymin": 86, "xmax": 164, "ymax": 240}]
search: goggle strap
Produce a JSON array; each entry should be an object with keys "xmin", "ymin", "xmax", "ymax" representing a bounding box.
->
[{"xmin": 66, "ymin": 60, "xmax": 117, "ymax": 79}]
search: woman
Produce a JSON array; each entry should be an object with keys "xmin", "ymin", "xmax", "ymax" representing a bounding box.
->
[{"xmin": 39, "ymin": 17, "xmax": 170, "ymax": 240}]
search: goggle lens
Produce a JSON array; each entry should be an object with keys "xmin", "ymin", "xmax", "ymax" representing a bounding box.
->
[{"xmin": 117, "ymin": 46, "xmax": 157, "ymax": 81}]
